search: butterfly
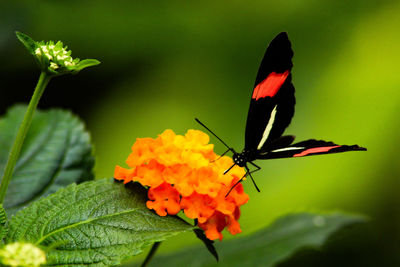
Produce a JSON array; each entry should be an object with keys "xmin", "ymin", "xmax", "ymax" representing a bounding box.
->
[{"xmin": 196, "ymin": 32, "xmax": 366, "ymax": 195}]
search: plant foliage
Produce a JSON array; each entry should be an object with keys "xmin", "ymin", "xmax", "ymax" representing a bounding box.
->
[
  {"xmin": 0, "ymin": 105, "xmax": 94, "ymax": 215},
  {"xmin": 144, "ymin": 212, "xmax": 366, "ymax": 267},
  {"xmin": 6, "ymin": 179, "xmax": 193, "ymax": 266}
]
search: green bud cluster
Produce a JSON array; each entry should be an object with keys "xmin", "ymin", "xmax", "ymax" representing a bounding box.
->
[
  {"xmin": 0, "ymin": 242, "xmax": 46, "ymax": 267},
  {"xmin": 16, "ymin": 32, "xmax": 100, "ymax": 76},
  {"xmin": 35, "ymin": 41, "xmax": 79, "ymax": 71}
]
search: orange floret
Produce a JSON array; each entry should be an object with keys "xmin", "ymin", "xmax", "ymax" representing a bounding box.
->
[
  {"xmin": 114, "ymin": 129, "xmax": 249, "ymax": 240},
  {"xmin": 147, "ymin": 183, "xmax": 181, "ymax": 216}
]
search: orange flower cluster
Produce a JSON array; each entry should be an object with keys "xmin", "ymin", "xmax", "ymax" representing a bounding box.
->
[{"xmin": 114, "ymin": 129, "xmax": 249, "ymax": 240}]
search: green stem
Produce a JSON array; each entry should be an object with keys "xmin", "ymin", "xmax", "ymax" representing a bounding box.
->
[
  {"xmin": 141, "ymin": 242, "xmax": 161, "ymax": 267},
  {"xmin": 0, "ymin": 71, "xmax": 51, "ymax": 204}
]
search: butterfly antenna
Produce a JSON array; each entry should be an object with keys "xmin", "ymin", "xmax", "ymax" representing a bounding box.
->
[{"xmin": 195, "ymin": 118, "xmax": 233, "ymax": 151}]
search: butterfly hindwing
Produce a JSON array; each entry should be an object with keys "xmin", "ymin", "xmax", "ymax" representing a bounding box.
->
[
  {"xmin": 245, "ymin": 32, "xmax": 295, "ymax": 152},
  {"xmin": 258, "ymin": 139, "xmax": 367, "ymax": 159}
]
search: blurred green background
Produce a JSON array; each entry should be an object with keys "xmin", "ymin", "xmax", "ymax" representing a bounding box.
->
[{"xmin": 1, "ymin": 0, "xmax": 399, "ymax": 265}]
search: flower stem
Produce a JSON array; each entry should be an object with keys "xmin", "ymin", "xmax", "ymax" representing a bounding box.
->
[
  {"xmin": 140, "ymin": 242, "xmax": 161, "ymax": 267},
  {"xmin": 0, "ymin": 71, "xmax": 51, "ymax": 204}
]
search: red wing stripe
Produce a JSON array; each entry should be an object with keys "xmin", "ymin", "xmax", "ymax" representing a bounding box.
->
[
  {"xmin": 252, "ymin": 70, "xmax": 290, "ymax": 100},
  {"xmin": 293, "ymin": 146, "xmax": 340, "ymax": 157}
]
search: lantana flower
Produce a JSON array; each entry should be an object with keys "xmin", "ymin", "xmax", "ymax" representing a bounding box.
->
[{"xmin": 114, "ymin": 129, "xmax": 249, "ymax": 240}]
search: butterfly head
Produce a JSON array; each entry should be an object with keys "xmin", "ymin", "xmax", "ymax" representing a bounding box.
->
[{"xmin": 233, "ymin": 150, "xmax": 251, "ymax": 167}]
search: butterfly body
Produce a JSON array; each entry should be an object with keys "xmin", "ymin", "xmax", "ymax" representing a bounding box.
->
[{"xmin": 196, "ymin": 32, "xmax": 366, "ymax": 193}]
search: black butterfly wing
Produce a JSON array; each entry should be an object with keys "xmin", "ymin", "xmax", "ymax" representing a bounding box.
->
[
  {"xmin": 258, "ymin": 139, "xmax": 367, "ymax": 159},
  {"xmin": 245, "ymin": 32, "xmax": 295, "ymax": 152}
]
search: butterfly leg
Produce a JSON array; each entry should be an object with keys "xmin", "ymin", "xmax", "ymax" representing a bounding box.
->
[
  {"xmin": 245, "ymin": 165, "xmax": 261, "ymax": 192},
  {"xmin": 225, "ymin": 174, "xmax": 246, "ymax": 197},
  {"xmin": 225, "ymin": 164, "xmax": 261, "ymax": 197},
  {"xmin": 211, "ymin": 148, "xmax": 234, "ymax": 163},
  {"xmin": 223, "ymin": 163, "xmax": 236, "ymax": 175},
  {"xmin": 249, "ymin": 161, "xmax": 261, "ymax": 172}
]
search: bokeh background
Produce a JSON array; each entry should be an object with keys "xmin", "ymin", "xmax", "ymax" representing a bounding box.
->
[{"xmin": 1, "ymin": 0, "xmax": 399, "ymax": 265}]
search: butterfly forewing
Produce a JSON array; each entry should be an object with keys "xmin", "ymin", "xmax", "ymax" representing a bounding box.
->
[
  {"xmin": 196, "ymin": 32, "xmax": 366, "ymax": 190},
  {"xmin": 245, "ymin": 32, "xmax": 295, "ymax": 152}
]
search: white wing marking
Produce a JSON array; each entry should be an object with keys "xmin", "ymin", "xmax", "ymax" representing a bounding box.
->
[
  {"xmin": 257, "ymin": 105, "xmax": 278, "ymax": 150},
  {"xmin": 271, "ymin": 147, "xmax": 305, "ymax": 153}
]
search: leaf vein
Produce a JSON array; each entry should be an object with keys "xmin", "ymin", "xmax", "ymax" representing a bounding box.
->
[{"xmin": 36, "ymin": 208, "xmax": 140, "ymax": 245}]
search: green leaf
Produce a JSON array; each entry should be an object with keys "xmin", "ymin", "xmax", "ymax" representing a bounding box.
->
[
  {"xmin": 0, "ymin": 205, "xmax": 7, "ymax": 241},
  {"xmin": 15, "ymin": 31, "xmax": 38, "ymax": 55},
  {"xmin": 6, "ymin": 179, "xmax": 193, "ymax": 266},
  {"xmin": 72, "ymin": 59, "xmax": 101, "ymax": 74},
  {"xmin": 144, "ymin": 212, "xmax": 366, "ymax": 267},
  {"xmin": 194, "ymin": 229, "xmax": 218, "ymax": 262},
  {"xmin": 0, "ymin": 105, "xmax": 94, "ymax": 215}
]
